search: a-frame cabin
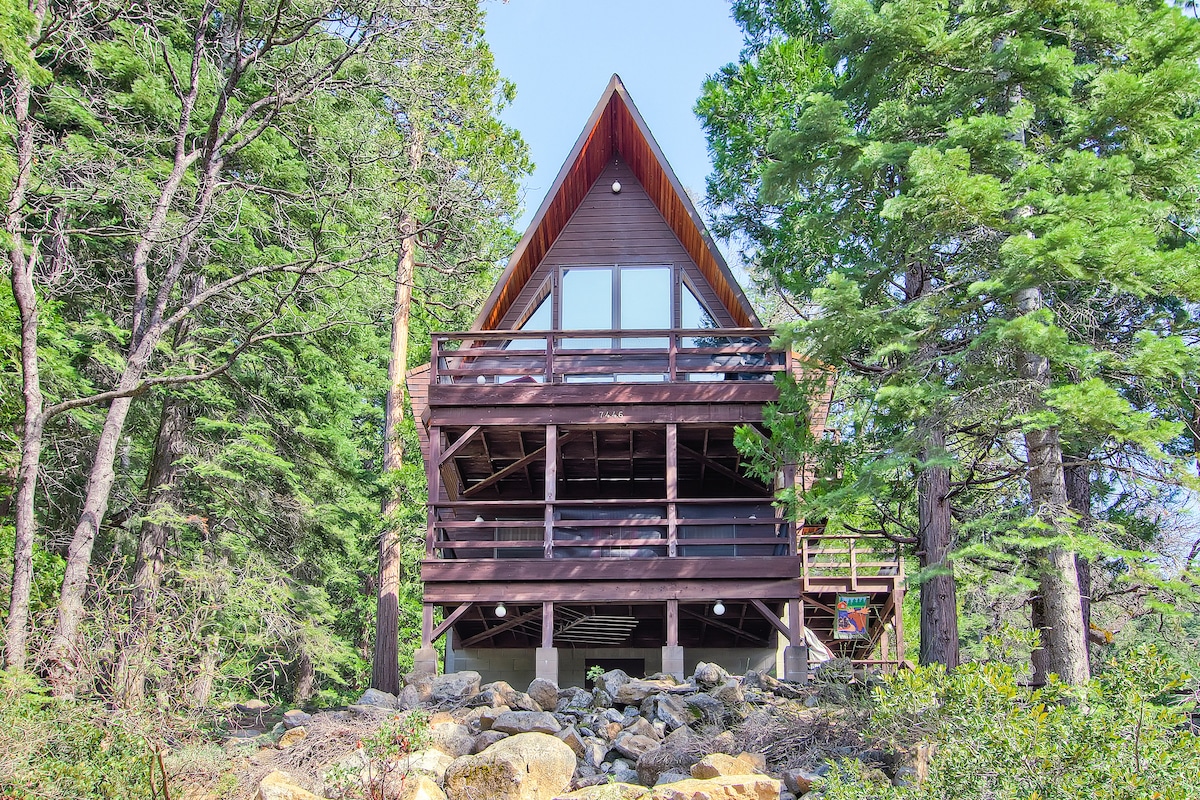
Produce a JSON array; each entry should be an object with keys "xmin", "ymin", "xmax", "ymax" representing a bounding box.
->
[{"xmin": 406, "ymin": 75, "xmax": 904, "ymax": 688}]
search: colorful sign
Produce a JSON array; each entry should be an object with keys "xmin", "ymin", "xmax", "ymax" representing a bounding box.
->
[{"xmin": 834, "ymin": 594, "xmax": 871, "ymax": 639}]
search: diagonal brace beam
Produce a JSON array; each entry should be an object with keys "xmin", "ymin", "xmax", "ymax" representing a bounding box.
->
[{"xmin": 462, "ymin": 431, "xmax": 576, "ymax": 497}]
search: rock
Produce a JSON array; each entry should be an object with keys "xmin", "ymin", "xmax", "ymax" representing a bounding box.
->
[
  {"xmin": 444, "ymin": 732, "xmax": 575, "ymax": 800},
  {"xmin": 615, "ymin": 679, "xmax": 677, "ymax": 706},
  {"xmin": 593, "ymin": 669, "xmax": 631, "ymax": 698},
  {"xmin": 512, "ymin": 691, "xmax": 543, "ymax": 712},
  {"xmin": 554, "ymin": 783, "xmax": 649, "ymax": 800},
  {"xmin": 429, "ymin": 722, "xmax": 475, "ymax": 758},
  {"xmin": 556, "ymin": 687, "xmax": 594, "ymax": 712},
  {"xmin": 256, "ymin": 770, "xmax": 321, "ymax": 800},
  {"xmin": 592, "ymin": 688, "xmax": 614, "ymax": 708},
  {"xmin": 466, "ymin": 688, "xmax": 509, "ymax": 708},
  {"xmin": 734, "ymin": 753, "xmax": 766, "ymax": 772},
  {"xmin": 582, "ymin": 740, "xmax": 609, "ymax": 769},
  {"xmin": 392, "ymin": 749, "xmax": 456, "ymax": 784},
  {"xmin": 555, "ymin": 725, "xmax": 586, "ymax": 757},
  {"xmin": 238, "ymin": 698, "xmax": 271, "ymax": 715},
  {"xmin": 782, "ymin": 768, "xmax": 820, "ymax": 794},
  {"xmin": 431, "ymin": 671, "xmax": 482, "ymax": 705},
  {"xmin": 527, "ymin": 678, "xmax": 559, "ymax": 711},
  {"xmin": 690, "ymin": 754, "xmax": 756, "ymax": 780},
  {"xmin": 357, "ymin": 688, "xmax": 400, "ymax": 709},
  {"xmin": 653, "ymin": 771, "xmax": 690, "ymax": 786},
  {"xmin": 710, "ymin": 680, "xmax": 744, "ymax": 707},
  {"xmin": 601, "ymin": 721, "xmax": 625, "ymax": 741},
  {"xmin": 692, "ymin": 663, "xmax": 729, "ymax": 689},
  {"xmin": 348, "ymin": 704, "xmax": 393, "ymax": 720},
  {"xmin": 642, "ymin": 694, "xmax": 689, "ymax": 731},
  {"xmin": 492, "ymin": 710, "xmax": 563, "ymax": 735},
  {"xmin": 398, "ymin": 775, "xmax": 448, "ymax": 800},
  {"xmin": 614, "ymin": 732, "xmax": 658, "ymax": 761},
  {"xmin": 611, "ymin": 764, "xmax": 641, "ymax": 785},
  {"xmin": 647, "ymin": 775, "xmax": 781, "ymax": 800},
  {"xmin": 682, "ymin": 694, "xmax": 723, "ymax": 725},
  {"xmin": 276, "ymin": 726, "xmax": 307, "ymax": 749},
  {"xmin": 398, "ymin": 684, "xmax": 424, "ymax": 710},
  {"xmin": 281, "ymin": 709, "xmax": 311, "ymax": 729},
  {"xmin": 623, "ymin": 716, "xmax": 658, "ymax": 740},
  {"xmin": 478, "ymin": 706, "xmax": 511, "ymax": 730},
  {"xmin": 473, "ymin": 729, "xmax": 510, "ymax": 753},
  {"xmin": 324, "ymin": 750, "xmax": 370, "ymax": 789}
]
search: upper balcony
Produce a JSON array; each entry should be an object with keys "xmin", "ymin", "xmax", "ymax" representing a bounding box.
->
[{"xmin": 426, "ymin": 327, "xmax": 792, "ymax": 411}]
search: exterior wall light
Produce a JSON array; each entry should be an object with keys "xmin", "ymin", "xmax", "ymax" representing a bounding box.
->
[
  {"xmin": 495, "ymin": 602, "xmax": 507, "ymax": 618},
  {"xmin": 713, "ymin": 601, "xmax": 726, "ymax": 616},
  {"xmin": 611, "ymin": 181, "xmax": 622, "ymax": 194}
]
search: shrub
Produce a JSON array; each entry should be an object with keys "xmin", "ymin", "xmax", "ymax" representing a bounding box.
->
[{"xmin": 821, "ymin": 645, "xmax": 1200, "ymax": 800}]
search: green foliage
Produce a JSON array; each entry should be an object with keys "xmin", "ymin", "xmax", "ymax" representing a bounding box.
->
[
  {"xmin": 0, "ymin": 670, "xmax": 175, "ymax": 800},
  {"xmin": 821, "ymin": 646, "xmax": 1200, "ymax": 799},
  {"xmin": 326, "ymin": 710, "xmax": 431, "ymax": 800}
]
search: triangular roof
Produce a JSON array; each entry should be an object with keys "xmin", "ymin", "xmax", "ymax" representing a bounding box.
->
[{"xmin": 474, "ymin": 74, "xmax": 760, "ymax": 331}]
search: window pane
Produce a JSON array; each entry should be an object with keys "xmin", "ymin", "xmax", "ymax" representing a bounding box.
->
[
  {"xmin": 682, "ymin": 284, "xmax": 717, "ymax": 330},
  {"xmin": 562, "ymin": 267, "xmax": 613, "ymax": 350},
  {"xmin": 620, "ymin": 267, "xmax": 670, "ymax": 349},
  {"xmin": 506, "ymin": 294, "xmax": 551, "ymax": 351}
]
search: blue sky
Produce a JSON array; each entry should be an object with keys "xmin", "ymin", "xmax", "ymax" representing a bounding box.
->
[{"xmin": 484, "ymin": 0, "xmax": 744, "ymax": 233}]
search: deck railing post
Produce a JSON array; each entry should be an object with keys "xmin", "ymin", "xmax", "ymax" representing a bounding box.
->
[
  {"xmin": 544, "ymin": 424, "xmax": 557, "ymax": 559},
  {"xmin": 666, "ymin": 424, "xmax": 678, "ymax": 557},
  {"xmin": 668, "ymin": 331, "xmax": 678, "ymax": 382},
  {"xmin": 427, "ymin": 427, "xmax": 441, "ymax": 560},
  {"xmin": 545, "ymin": 332, "xmax": 555, "ymax": 384},
  {"xmin": 849, "ymin": 537, "xmax": 859, "ymax": 591},
  {"xmin": 430, "ymin": 335, "xmax": 441, "ymax": 385}
]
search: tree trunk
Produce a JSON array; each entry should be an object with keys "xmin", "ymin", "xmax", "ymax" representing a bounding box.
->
[
  {"xmin": 190, "ymin": 633, "xmax": 219, "ymax": 707},
  {"xmin": 1064, "ymin": 457, "xmax": 1092, "ymax": 661},
  {"xmin": 918, "ymin": 422, "xmax": 960, "ymax": 668},
  {"xmin": 3, "ymin": 45, "xmax": 46, "ymax": 671},
  {"xmin": 905, "ymin": 265, "xmax": 960, "ymax": 669},
  {"xmin": 371, "ymin": 211, "xmax": 417, "ymax": 694},
  {"xmin": 45, "ymin": 387, "xmax": 141, "ymax": 696},
  {"xmin": 1016, "ymin": 286, "xmax": 1089, "ymax": 685},
  {"xmin": 293, "ymin": 651, "xmax": 315, "ymax": 705},
  {"xmin": 114, "ymin": 396, "xmax": 190, "ymax": 706}
]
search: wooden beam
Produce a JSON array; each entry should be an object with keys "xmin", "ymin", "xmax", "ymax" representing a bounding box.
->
[
  {"xmin": 680, "ymin": 607, "xmax": 768, "ymax": 646},
  {"xmin": 645, "ymin": 430, "xmax": 763, "ymax": 492},
  {"xmin": 429, "ymin": 602, "xmax": 473, "ymax": 644},
  {"xmin": 462, "ymin": 431, "xmax": 574, "ymax": 497},
  {"xmin": 422, "ymin": 556, "xmax": 800, "ymax": 582},
  {"xmin": 439, "ymin": 425, "xmax": 481, "ymax": 465},
  {"xmin": 427, "ymin": 579, "xmax": 802, "ymax": 604},
  {"xmin": 666, "ymin": 424, "xmax": 678, "ymax": 558},
  {"xmin": 750, "ymin": 599, "xmax": 791, "ymax": 639},
  {"xmin": 542, "ymin": 601, "xmax": 554, "ymax": 650},
  {"xmin": 459, "ymin": 607, "xmax": 543, "ymax": 648},
  {"xmin": 421, "ymin": 604, "xmax": 434, "ymax": 648},
  {"xmin": 787, "ymin": 598, "xmax": 801, "ymax": 647}
]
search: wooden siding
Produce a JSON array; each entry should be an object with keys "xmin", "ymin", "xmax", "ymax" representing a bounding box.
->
[
  {"xmin": 476, "ymin": 75, "xmax": 758, "ymax": 332},
  {"xmin": 497, "ymin": 157, "xmax": 737, "ymax": 330}
]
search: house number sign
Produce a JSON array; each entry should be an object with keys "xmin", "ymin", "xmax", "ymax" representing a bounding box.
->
[{"xmin": 598, "ymin": 409, "xmax": 626, "ymax": 418}]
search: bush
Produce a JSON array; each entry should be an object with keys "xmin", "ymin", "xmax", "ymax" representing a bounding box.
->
[
  {"xmin": 821, "ymin": 645, "xmax": 1200, "ymax": 800},
  {"xmin": 0, "ymin": 670, "xmax": 179, "ymax": 800}
]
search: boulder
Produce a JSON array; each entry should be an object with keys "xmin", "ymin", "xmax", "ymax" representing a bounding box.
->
[
  {"xmin": 492, "ymin": 710, "xmax": 562, "ymax": 735},
  {"xmin": 444, "ymin": 732, "xmax": 575, "ymax": 800},
  {"xmin": 615, "ymin": 679, "xmax": 677, "ymax": 706},
  {"xmin": 397, "ymin": 775, "xmax": 448, "ymax": 800},
  {"xmin": 642, "ymin": 694, "xmax": 689, "ymax": 731},
  {"xmin": 601, "ymin": 721, "xmax": 624, "ymax": 741},
  {"xmin": 622, "ymin": 716, "xmax": 659, "ymax": 740},
  {"xmin": 655, "ymin": 772, "xmax": 691, "ymax": 786},
  {"xmin": 613, "ymin": 732, "xmax": 658, "ymax": 761},
  {"xmin": 781, "ymin": 768, "xmax": 820, "ymax": 794},
  {"xmin": 473, "ymin": 730, "xmax": 510, "ymax": 753},
  {"xmin": 431, "ymin": 671, "xmax": 482, "ymax": 705},
  {"xmin": 554, "ymin": 784, "xmax": 649, "ymax": 800},
  {"xmin": 682, "ymin": 695, "xmax": 722, "ymax": 726},
  {"xmin": 238, "ymin": 698, "xmax": 271, "ymax": 715},
  {"xmin": 689, "ymin": 754, "xmax": 756, "ymax": 780},
  {"xmin": 281, "ymin": 709, "xmax": 311, "ymax": 729},
  {"xmin": 429, "ymin": 722, "xmax": 475, "ymax": 758},
  {"xmin": 710, "ymin": 680, "xmax": 744, "ymax": 707},
  {"xmin": 393, "ymin": 749, "xmax": 456, "ymax": 784},
  {"xmin": 592, "ymin": 688, "xmax": 614, "ymax": 709},
  {"xmin": 734, "ymin": 753, "xmax": 766, "ymax": 772},
  {"xmin": 512, "ymin": 691, "xmax": 543, "ymax": 712},
  {"xmin": 554, "ymin": 725, "xmax": 586, "ymax": 757},
  {"xmin": 466, "ymin": 688, "xmax": 509, "ymax": 709},
  {"xmin": 256, "ymin": 771, "xmax": 322, "ymax": 800},
  {"xmin": 398, "ymin": 684, "xmax": 425, "ymax": 710},
  {"xmin": 647, "ymin": 775, "xmax": 781, "ymax": 800},
  {"xmin": 276, "ymin": 726, "xmax": 307, "ymax": 749},
  {"xmin": 357, "ymin": 688, "xmax": 400, "ymax": 709},
  {"xmin": 527, "ymin": 678, "xmax": 559, "ymax": 711},
  {"xmin": 692, "ymin": 663, "xmax": 729, "ymax": 689},
  {"xmin": 582, "ymin": 740, "xmax": 609, "ymax": 769},
  {"xmin": 478, "ymin": 706, "xmax": 511, "ymax": 731},
  {"xmin": 593, "ymin": 669, "xmax": 631, "ymax": 698},
  {"xmin": 556, "ymin": 687, "xmax": 593, "ymax": 712}
]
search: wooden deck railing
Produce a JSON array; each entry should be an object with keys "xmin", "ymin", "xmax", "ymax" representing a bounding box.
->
[
  {"xmin": 429, "ymin": 327, "xmax": 789, "ymax": 385},
  {"xmin": 800, "ymin": 533, "xmax": 904, "ymax": 591}
]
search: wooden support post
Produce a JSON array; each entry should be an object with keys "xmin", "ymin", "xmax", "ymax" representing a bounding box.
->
[
  {"xmin": 544, "ymin": 425, "xmax": 557, "ymax": 559},
  {"xmin": 542, "ymin": 601, "xmax": 555, "ymax": 650},
  {"xmin": 894, "ymin": 580, "xmax": 906, "ymax": 667},
  {"xmin": 666, "ymin": 424, "xmax": 678, "ymax": 557},
  {"xmin": 427, "ymin": 428, "xmax": 442, "ymax": 559},
  {"xmin": 787, "ymin": 598, "xmax": 801, "ymax": 646},
  {"xmin": 421, "ymin": 604, "xmax": 434, "ymax": 649},
  {"xmin": 850, "ymin": 538, "xmax": 859, "ymax": 591},
  {"xmin": 783, "ymin": 462, "xmax": 798, "ymax": 555},
  {"xmin": 667, "ymin": 599, "xmax": 679, "ymax": 647}
]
